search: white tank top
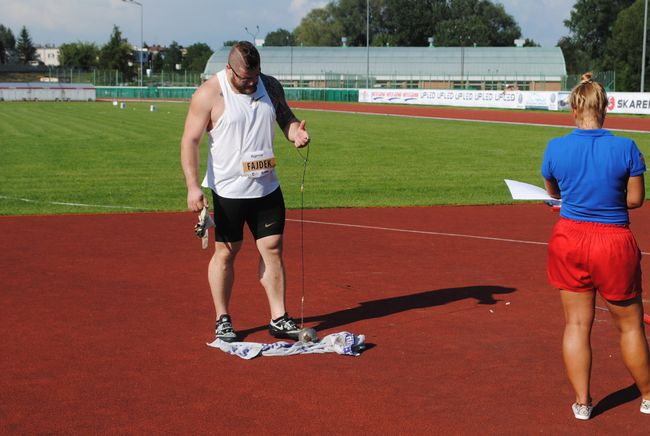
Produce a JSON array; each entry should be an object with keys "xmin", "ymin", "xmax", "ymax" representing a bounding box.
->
[{"xmin": 204, "ymin": 69, "xmax": 280, "ymax": 198}]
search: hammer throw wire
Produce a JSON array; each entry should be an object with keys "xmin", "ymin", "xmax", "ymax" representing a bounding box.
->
[{"xmin": 296, "ymin": 144, "xmax": 310, "ymax": 328}]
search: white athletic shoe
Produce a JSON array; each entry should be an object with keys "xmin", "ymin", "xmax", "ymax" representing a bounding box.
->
[
  {"xmin": 641, "ymin": 399, "xmax": 650, "ymax": 414},
  {"xmin": 572, "ymin": 402, "xmax": 593, "ymax": 420}
]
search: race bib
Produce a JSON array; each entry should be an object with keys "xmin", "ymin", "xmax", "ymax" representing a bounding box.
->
[{"xmin": 241, "ymin": 150, "xmax": 276, "ymax": 178}]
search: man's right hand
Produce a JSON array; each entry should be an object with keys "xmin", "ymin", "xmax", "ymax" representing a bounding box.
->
[{"xmin": 187, "ymin": 186, "xmax": 208, "ymax": 212}]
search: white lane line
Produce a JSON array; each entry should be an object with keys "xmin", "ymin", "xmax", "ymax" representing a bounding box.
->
[
  {"xmin": 0, "ymin": 195, "xmax": 152, "ymax": 210},
  {"xmin": 287, "ymin": 218, "xmax": 650, "ymax": 255},
  {"xmin": 295, "ymin": 108, "xmax": 650, "ymax": 134}
]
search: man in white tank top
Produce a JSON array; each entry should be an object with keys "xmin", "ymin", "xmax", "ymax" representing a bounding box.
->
[{"xmin": 180, "ymin": 41, "xmax": 310, "ymax": 342}]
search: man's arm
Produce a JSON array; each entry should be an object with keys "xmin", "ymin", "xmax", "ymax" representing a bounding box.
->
[
  {"xmin": 262, "ymin": 75, "xmax": 310, "ymax": 148},
  {"xmin": 285, "ymin": 119, "xmax": 310, "ymax": 148},
  {"xmin": 180, "ymin": 79, "xmax": 220, "ymax": 212}
]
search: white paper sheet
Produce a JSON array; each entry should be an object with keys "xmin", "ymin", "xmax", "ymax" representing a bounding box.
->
[{"xmin": 504, "ymin": 179, "xmax": 560, "ymax": 202}]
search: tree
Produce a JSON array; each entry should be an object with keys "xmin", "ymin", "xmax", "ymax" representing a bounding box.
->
[
  {"xmin": 59, "ymin": 42, "xmax": 99, "ymax": 69},
  {"xmin": 603, "ymin": 0, "xmax": 649, "ymax": 91},
  {"xmin": 163, "ymin": 41, "xmax": 183, "ymax": 71},
  {"xmin": 294, "ymin": 0, "xmax": 522, "ymax": 47},
  {"xmin": 294, "ymin": 4, "xmax": 344, "ymax": 46},
  {"xmin": 475, "ymin": 0, "xmax": 521, "ymax": 46},
  {"xmin": 15, "ymin": 26, "xmax": 37, "ymax": 64},
  {"xmin": 150, "ymin": 51, "xmax": 164, "ymax": 72},
  {"xmin": 295, "ymin": 0, "xmax": 432, "ymax": 47},
  {"xmin": 264, "ymin": 28, "xmax": 295, "ymax": 46},
  {"xmin": 223, "ymin": 40, "xmax": 239, "ymax": 47},
  {"xmin": 434, "ymin": 0, "xmax": 521, "ymax": 47},
  {"xmin": 557, "ymin": 36, "xmax": 590, "ymax": 74},
  {"xmin": 332, "ymin": 0, "xmax": 382, "ymax": 46},
  {"xmin": 562, "ymin": 0, "xmax": 635, "ymax": 68},
  {"xmin": 98, "ymin": 25, "xmax": 135, "ymax": 82},
  {"xmin": 0, "ymin": 24, "xmax": 16, "ymax": 64},
  {"xmin": 435, "ymin": 16, "xmax": 487, "ymax": 46},
  {"xmin": 182, "ymin": 42, "xmax": 212, "ymax": 72},
  {"xmin": 380, "ymin": 0, "xmax": 447, "ymax": 47}
]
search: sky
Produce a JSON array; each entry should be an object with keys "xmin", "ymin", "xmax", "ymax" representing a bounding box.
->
[{"xmin": 0, "ymin": 0, "xmax": 576, "ymax": 49}]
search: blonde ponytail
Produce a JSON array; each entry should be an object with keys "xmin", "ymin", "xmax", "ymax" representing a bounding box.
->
[{"xmin": 570, "ymin": 72, "xmax": 608, "ymax": 126}]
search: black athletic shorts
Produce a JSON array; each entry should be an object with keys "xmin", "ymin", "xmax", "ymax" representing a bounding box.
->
[{"xmin": 211, "ymin": 187, "xmax": 285, "ymax": 243}]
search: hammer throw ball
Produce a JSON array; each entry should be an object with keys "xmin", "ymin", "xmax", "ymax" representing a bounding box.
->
[{"xmin": 298, "ymin": 328, "xmax": 318, "ymax": 343}]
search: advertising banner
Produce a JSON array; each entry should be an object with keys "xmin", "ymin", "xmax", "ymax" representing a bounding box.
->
[
  {"xmin": 556, "ymin": 91, "xmax": 650, "ymax": 115},
  {"xmin": 359, "ymin": 89, "xmax": 559, "ymax": 111},
  {"xmin": 605, "ymin": 92, "xmax": 650, "ymax": 115},
  {"xmin": 359, "ymin": 89, "xmax": 650, "ymax": 115},
  {"xmin": 358, "ymin": 88, "xmax": 526, "ymax": 110}
]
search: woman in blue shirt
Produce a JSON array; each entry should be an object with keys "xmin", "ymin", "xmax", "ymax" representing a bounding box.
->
[{"xmin": 542, "ymin": 72, "xmax": 649, "ymax": 420}]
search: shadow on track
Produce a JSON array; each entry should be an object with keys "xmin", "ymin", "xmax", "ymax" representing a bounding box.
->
[
  {"xmin": 238, "ymin": 285, "xmax": 515, "ymax": 340},
  {"xmin": 592, "ymin": 384, "xmax": 640, "ymax": 418}
]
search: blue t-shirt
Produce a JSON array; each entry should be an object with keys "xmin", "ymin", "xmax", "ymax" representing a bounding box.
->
[{"xmin": 541, "ymin": 129, "xmax": 646, "ymax": 224}]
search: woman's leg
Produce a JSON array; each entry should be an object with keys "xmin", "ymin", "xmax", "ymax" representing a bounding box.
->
[
  {"xmin": 560, "ymin": 290, "xmax": 596, "ymax": 405},
  {"xmin": 605, "ymin": 296, "xmax": 650, "ymax": 401}
]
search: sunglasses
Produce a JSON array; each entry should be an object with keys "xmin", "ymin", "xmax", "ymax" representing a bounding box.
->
[{"xmin": 228, "ymin": 64, "xmax": 260, "ymax": 82}]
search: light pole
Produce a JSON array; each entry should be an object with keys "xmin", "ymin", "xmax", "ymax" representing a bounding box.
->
[
  {"xmin": 122, "ymin": 0, "xmax": 143, "ymax": 95},
  {"xmin": 453, "ymin": 25, "xmax": 467, "ymax": 89},
  {"xmin": 245, "ymin": 25, "xmax": 260, "ymax": 44},
  {"xmin": 287, "ymin": 35, "xmax": 294, "ymax": 85},
  {"xmin": 460, "ymin": 41, "xmax": 465, "ymax": 88},
  {"xmin": 366, "ymin": 0, "xmax": 370, "ymax": 89},
  {"xmin": 642, "ymin": 0, "xmax": 648, "ymax": 92}
]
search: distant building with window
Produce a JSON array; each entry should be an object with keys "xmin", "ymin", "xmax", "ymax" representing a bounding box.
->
[{"xmin": 36, "ymin": 46, "xmax": 60, "ymax": 66}]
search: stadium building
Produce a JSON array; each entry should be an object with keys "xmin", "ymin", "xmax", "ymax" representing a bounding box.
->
[{"xmin": 203, "ymin": 46, "xmax": 567, "ymax": 91}]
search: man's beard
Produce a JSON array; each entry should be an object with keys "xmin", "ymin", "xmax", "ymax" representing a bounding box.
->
[{"xmin": 234, "ymin": 82, "xmax": 257, "ymax": 95}]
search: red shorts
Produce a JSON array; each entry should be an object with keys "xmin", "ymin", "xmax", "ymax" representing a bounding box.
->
[{"xmin": 547, "ymin": 218, "xmax": 643, "ymax": 301}]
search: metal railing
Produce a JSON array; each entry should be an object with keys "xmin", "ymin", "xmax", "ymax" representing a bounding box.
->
[
  {"xmin": 561, "ymin": 71, "xmax": 616, "ymax": 91},
  {"xmin": 17, "ymin": 67, "xmax": 204, "ymax": 87},
  {"xmin": 2, "ymin": 68, "xmax": 618, "ymax": 94},
  {"xmin": 279, "ymin": 73, "xmax": 567, "ymax": 91}
]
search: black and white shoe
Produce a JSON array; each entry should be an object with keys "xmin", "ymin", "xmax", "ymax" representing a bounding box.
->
[
  {"xmin": 269, "ymin": 313, "xmax": 301, "ymax": 340},
  {"xmin": 194, "ymin": 206, "xmax": 215, "ymax": 238},
  {"xmin": 215, "ymin": 314, "xmax": 237, "ymax": 343}
]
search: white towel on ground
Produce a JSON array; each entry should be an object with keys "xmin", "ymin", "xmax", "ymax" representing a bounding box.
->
[{"xmin": 207, "ymin": 331, "xmax": 366, "ymax": 360}]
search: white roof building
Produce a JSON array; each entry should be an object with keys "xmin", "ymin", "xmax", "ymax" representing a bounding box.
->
[{"xmin": 203, "ymin": 46, "xmax": 567, "ymax": 91}]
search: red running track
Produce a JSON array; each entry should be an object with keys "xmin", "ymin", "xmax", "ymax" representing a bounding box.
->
[
  {"xmin": 1, "ymin": 205, "xmax": 649, "ymax": 434},
  {"xmin": 290, "ymin": 101, "xmax": 650, "ymax": 132},
  {"xmin": 2, "ymin": 101, "xmax": 649, "ymax": 433}
]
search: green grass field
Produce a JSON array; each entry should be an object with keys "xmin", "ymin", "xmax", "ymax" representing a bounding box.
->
[{"xmin": 0, "ymin": 101, "xmax": 648, "ymax": 215}]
